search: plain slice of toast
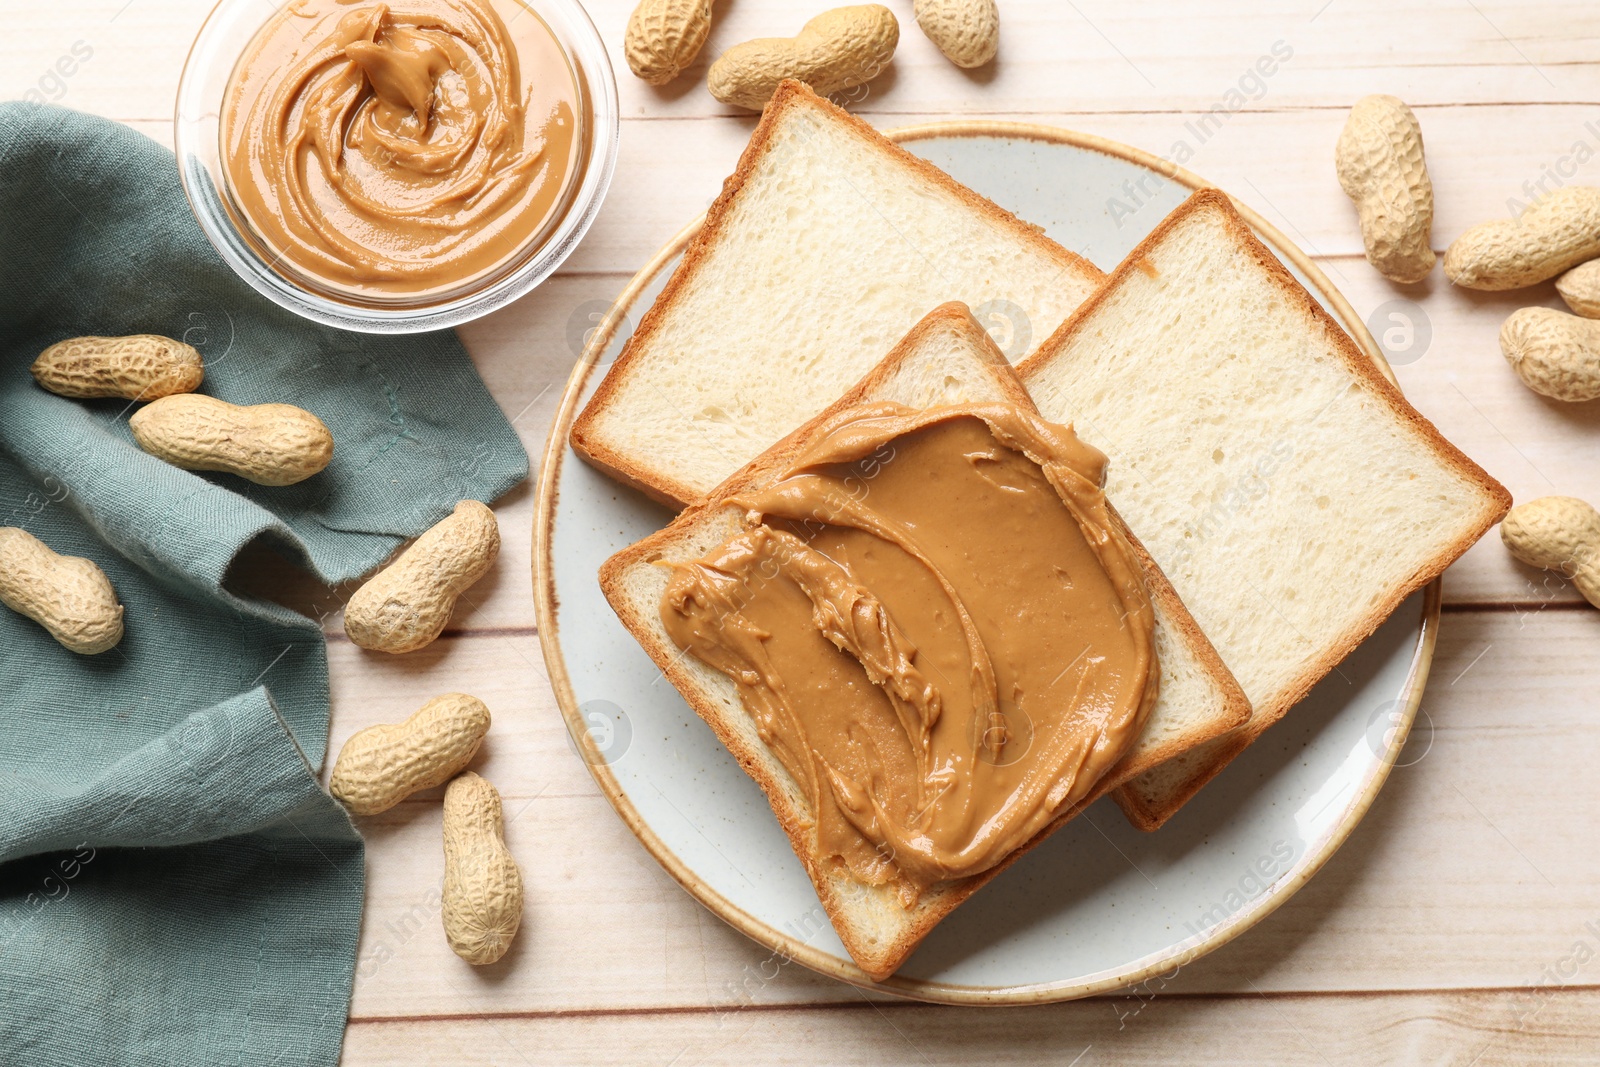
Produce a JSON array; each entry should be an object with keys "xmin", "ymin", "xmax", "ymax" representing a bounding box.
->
[
  {"xmin": 1019, "ymin": 189, "xmax": 1512, "ymax": 830},
  {"xmin": 571, "ymin": 80, "xmax": 1105, "ymax": 508},
  {"xmin": 600, "ymin": 303, "xmax": 1250, "ymax": 979}
]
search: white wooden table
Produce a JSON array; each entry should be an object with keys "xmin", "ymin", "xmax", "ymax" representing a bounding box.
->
[{"xmin": 9, "ymin": 2, "xmax": 1600, "ymax": 1062}]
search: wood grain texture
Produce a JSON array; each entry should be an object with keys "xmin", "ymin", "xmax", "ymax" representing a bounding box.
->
[
  {"xmin": 8, "ymin": 0, "xmax": 1600, "ymax": 120},
  {"xmin": 341, "ymin": 987, "xmax": 1600, "ymax": 1065},
  {"xmin": 8, "ymin": 1, "xmax": 1600, "ymax": 1062}
]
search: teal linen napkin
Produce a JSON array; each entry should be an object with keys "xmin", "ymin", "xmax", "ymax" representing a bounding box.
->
[{"xmin": 0, "ymin": 103, "xmax": 530, "ymax": 1065}]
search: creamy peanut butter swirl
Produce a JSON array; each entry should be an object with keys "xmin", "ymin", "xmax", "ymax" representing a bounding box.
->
[
  {"xmin": 661, "ymin": 403, "xmax": 1158, "ymax": 901},
  {"xmin": 221, "ymin": 0, "xmax": 580, "ymax": 296}
]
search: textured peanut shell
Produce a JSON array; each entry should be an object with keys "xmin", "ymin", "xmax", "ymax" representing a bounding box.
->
[
  {"xmin": 442, "ymin": 772, "xmax": 523, "ymax": 965},
  {"xmin": 343, "ymin": 500, "xmax": 500, "ymax": 653},
  {"xmin": 128, "ymin": 394, "xmax": 333, "ymax": 486},
  {"xmin": 625, "ymin": 0, "xmax": 714, "ymax": 85},
  {"xmin": 1501, "ymin": 496, "xmax": 1600, "ymax": 607},
  {"xmin": 1444, "ymin": 186, "xmax": 1600, "ymax": 290},
  {"xmin": 1335, "ymin": 95, "xmax": 1435, "ymax": 284},
  {"xmin": 329, "ymin": 693, "xmax": 491, "ymax": 815},
  {"xmin": 1555, "ymin": 259, "xmax": 1600, "ymax": 318},
  {"xmin": 32, "ymin": 334, "xmax": 204, "ymax": 401},
  {"xmin": 0, "ymin": 527, "xmax": 124, "ymax": 654},
  {"xmin": 1499, "ymin": 307, "xmax": 1600, "ymax": 401},
  {"xmin": 913, "ymin": 0, "xmax": 997, "ymax": 68},
  {"xmin": 708, "ymin": 5, "xmax": 898, "ymax": 110}
]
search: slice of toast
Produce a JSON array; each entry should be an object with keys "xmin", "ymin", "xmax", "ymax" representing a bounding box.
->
[
  {"xmin": 571, "ymin": 80, "xmax": 1105, "ymax": 508},
  {"xmin": 600, "ymin": 304, "xmax": 1249, "ymax": 979},
  {"xmin": 1018, "ymin": 190, "xmax": 1512, "ymax": 830}
]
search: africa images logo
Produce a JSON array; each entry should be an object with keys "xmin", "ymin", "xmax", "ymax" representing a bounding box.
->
[{"xmin": 1105, "ymin": 40, "xmax": 1295, "ymax": 228}]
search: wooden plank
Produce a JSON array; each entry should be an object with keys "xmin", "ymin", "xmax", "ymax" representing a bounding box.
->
[
  {"xmin": 341, "ymin": 987, "xmax": 1600, "ymax": 1065},
  {"xmin": 332, "ymin": 609, "xmax": 1600, "ymax": 1016},
  {"xmin": 104, "ymin": 102, "xmax": 1600, "ymax": 276},
  {"xmin": 9, "ymin": 0, "xmax": 1600, "ymax": 123}
]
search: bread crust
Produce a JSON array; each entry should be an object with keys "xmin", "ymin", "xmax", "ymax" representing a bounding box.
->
[
  {"xmin": 570, "ymin": 81, "xmax": 1104, "ymax": 510},
  {"xmin": 1020, "ymin": 189, "xmax": 1512, "ymax": 831},
  {"xmin": 600, "ymin": 303, "xmax": 1248, "ymax": 978}
]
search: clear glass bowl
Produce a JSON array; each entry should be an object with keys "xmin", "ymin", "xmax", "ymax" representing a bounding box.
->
[{"xmin": 175, "ymin": 0, "xmax": 618, "ymax": 333}]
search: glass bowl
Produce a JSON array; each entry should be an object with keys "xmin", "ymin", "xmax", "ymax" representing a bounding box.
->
[{"xmin": 175, "ymin": 0, "xmax": 618, "ymax": 334}]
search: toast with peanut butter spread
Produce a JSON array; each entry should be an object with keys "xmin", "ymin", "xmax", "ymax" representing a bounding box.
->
[
  {"xmin": 1019, "ymin": 189, "xmax": 1511, "ymax": 831},
  {"xmin": 599, "ymin": 304, "xmax": 1248, "ymax": 980}
]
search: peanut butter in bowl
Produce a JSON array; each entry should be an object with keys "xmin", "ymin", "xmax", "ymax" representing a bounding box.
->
[
  {"xmin": 224, "ymin": 0, "xmax": 581, "ymax": 299},
  {"xmin": 176, "ymin": 0, "xmax": 618, "ymax": 330}
]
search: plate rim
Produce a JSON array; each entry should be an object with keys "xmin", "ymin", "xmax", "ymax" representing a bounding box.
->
[{"xmin": 532, "ymin": 118, "xmax": 1440, "ymax": 1005}]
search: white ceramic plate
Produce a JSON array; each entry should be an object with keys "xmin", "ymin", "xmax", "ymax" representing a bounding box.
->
[{"xmin": 534, "ymin": 123, "xmax": 1436, "ymax": 1005}]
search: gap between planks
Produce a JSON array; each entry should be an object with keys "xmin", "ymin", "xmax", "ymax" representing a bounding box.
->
[
  {"xmin": 345, "ymin": 981, "xmax": 1600, "ymax": 1026},
  {"xmin": 1442, "ymin": 601, "xmax": 1590, "ymax": 614},
  {"xmin": 512, "ymin": 253, "xmax": 1494, "ymax": 273},
  {"xmin": 324, "ymin": 625, "xmax": 537, "ymax": 642},
  {"xmin": 104, "ymin": 99, "xmax": 1600, "ymax": 128}
]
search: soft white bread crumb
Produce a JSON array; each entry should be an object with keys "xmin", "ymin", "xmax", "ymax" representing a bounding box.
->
[
  {"xmin": 572, "ymin": 81, "xmax": 1103, "ymax": 507},
  {"xmin": 1020, "ymin": 190, "xmax": 1510, "ymax": 829}
]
